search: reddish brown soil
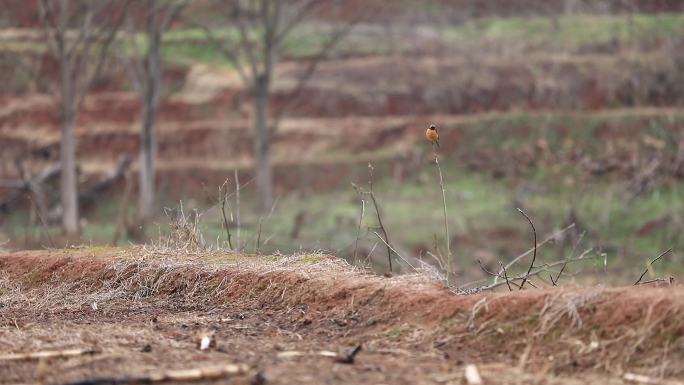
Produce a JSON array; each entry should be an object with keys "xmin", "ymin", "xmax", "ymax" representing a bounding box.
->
[{"xmin": 0, "ymin": 249, "xmax": 682, "ymax": 384}]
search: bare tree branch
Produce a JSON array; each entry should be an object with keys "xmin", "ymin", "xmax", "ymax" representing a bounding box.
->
[{"xmin": 516, "ymin": 208, "xmax": 538, "ymax": 290}]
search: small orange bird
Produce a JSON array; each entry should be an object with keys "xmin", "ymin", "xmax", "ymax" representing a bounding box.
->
[{"xmin": 425, "ymin": 124, "xmax": 439, "ymax": 147}]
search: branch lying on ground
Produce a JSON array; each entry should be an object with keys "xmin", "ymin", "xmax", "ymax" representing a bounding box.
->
[
  {"xmin": 477, "ymin": 259, "xmax": 518, "ymax": 290},
  {"xmin": 492, "ymin": 223, "xmax": 576, "ymax": 286},
  {"xmin": 481, "ymin": 249, "xmax": 594, "ymax": 291},
  {"xmin": 552, "ymin": 231, "xmax": 586, "ymax": 286},
  {"xmin": 0, "ymin": 162, "xmax": 61, "ymax": 212},
  {"xmin": 634, "ymin": 248, "xmax": 673, "ymax": 286},
  {"xmin": 277, "ymin": 344, "xmax": 362, "ymax": 364},
  {"xmin": 48, "ymin": 156, "xmax": 132, "ymax": 223},
  {"xmin": 56, "ymin": 364, "xmax": 256, "ymax": 385},
  {"xmin": 0, "ymin": 348, "xmax": 98, "ymax": 361},
  {"xmin": 623, "ymin": 372, "xmax": 684, "ymax": 385}
]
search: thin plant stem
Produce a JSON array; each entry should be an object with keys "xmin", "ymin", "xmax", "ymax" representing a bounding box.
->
[
  {"xmin": 517, "ymin": 208, "xmax": 537, "ymax": 290},
  {"xmin": 234, "ymin": 169, "xmax": 241, "ymax": 251},
  {"xmin": 353, "ymin": 198, "xmax": 365, "ymax": 265},
  {"xmin": 433, "ymin": 145, "xmax": 451, "ymax": 284},
  {"xmin": 367, "ymin": 164, "xmax": 393, "ymax": 274}
]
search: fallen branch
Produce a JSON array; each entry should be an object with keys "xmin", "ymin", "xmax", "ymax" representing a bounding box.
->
[
  {"xmin": 493, "ymin": 223, "xmax": 576, "ymax": 285},
  {"xmin": 483, "ymin": 252, "xmax": 593, "ymax": 291},
  {"xmin": 0, "ymin": 348, "xmax": 98, "ymax": 361},
  {"xmin": 47, "ymin": 156, "xmax": 131, "ymax": 223},
  {"xmin": 634, "ymin": 248, "xmax": 673, "ymax": 285},
  {"xmin": 0, "ymin": 162, "xmax": 61, "ymax": 212},
  {"xmin": 277, "ymin": 345, "xmax": 362, "ymax": 364},
  {"xmin": 80, "ymin": 156, "xmax": 132, "ymax": 205},
  {"xmin": 635, "ymin": 278, "xmax": 674, "ymax": 285},
  {"xmin": 553, "ymin": 231, "xmax": 586, "ymax": 286},
  {"xmin": 56, "ymin": 364, "xmax": 254, "ymax": 385},
  {"xmin": 623, "ymin": 372, "xmax": 684, "ymax": 385}
]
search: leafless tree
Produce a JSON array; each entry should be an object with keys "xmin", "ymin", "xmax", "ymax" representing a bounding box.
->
[
  {"xmin": 120, "ymin": 0, "xmax": 186, "ymax": 225},
  {"xmin": 198, "ymin": 0, "xmax": 363, "ymax": 212},
  {"xmin": 37, "ymin": 0, "xmax": 129, "ymax": 235}
]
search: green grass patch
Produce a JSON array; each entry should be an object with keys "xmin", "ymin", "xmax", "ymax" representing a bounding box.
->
[{"xmin": 446, "ymin": 13, "xmax": 684, "ymax": 47}]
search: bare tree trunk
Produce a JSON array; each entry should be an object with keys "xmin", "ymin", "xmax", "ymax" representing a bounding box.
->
[
  {"xmin": 139, "ymin": 101, "xmax": 157, "ymax": 222},
  {"xmin": 201, "ymin": 0, "xmax": 360, "ymax": 212},
  {"xmin": 60, "ymin": 56, "xmax": 79, "ymax": 235},
  {"xmin": 60, "ymin": 110, "xmax": 79, "ymax": 235},
  {"xmin": 254, "ymin": 75, "xmax": 273, "ymax": 212},
  {"xmin": 138, "ymin": 2, "xmax": 161, "ymax": 223}
]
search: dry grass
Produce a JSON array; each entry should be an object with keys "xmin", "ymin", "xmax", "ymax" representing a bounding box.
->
[{"xmin": 1, "ymin": 248, "xmax": 683, "ymax": 382}]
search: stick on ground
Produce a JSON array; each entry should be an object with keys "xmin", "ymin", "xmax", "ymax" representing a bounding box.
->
[
  {"xmin": 55, "ymin": 364, "xmax": 254, "ymax": 385},
  {"xmin": 0, "ymin": 348, "xmax": 98, "ymax": 361},
  {"xmin": 493, "ymin": 223, "xmax": 575, "ymax": 286}
]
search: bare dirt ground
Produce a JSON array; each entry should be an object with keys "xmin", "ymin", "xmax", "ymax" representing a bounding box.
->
[{"xmin": 0, "ymin": 248, "xmax": 682, "ymax": 385}]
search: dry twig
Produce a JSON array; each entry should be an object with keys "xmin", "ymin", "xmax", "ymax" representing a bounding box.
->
[
  {"xmin": 0, "ymin": 348, "xmax": 98, "ymax": 361},
  {"xmin": 363, "ymin": 164, "xmax": 393, "ymax": 273},
  {"xmin": 553, "ymin": 231, "xmax": 586, "ymax": 286},
  {"xmin": 55, "ymin": 364, "xmax": 254, "ymax": 385},
  {"xmin": 352, "ymin": 195, "xmax": 365, "ymax": 265},
  {"xmin": 218, "ymin": 179, "xmax": 233, "ymax": 250},
  {"xmin": 373, "ymin": 232, "xmax": 417, "ymax": 272},
  {"xmin": 623, "ymin": 372, "xmax": 684, "ymax": 385},
  {"xmin": 493, "ymin": 223, "xmax": 575, "ymax": 286},
  {"xmin": 499, "ymin": 261, "xmax": 513, "ymax": 291},
  {"xmin": 516, "ymin": 208, "xmax": 537, "ymax": 290},
  {"xmin": 634, "ymin": 248, "xmax": 673, "ymax": 285}
]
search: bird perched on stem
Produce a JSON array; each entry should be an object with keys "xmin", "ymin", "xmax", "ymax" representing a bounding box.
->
[{"xmin": 426, "ymin": 124, "xmax": 439, "ymax": 147}]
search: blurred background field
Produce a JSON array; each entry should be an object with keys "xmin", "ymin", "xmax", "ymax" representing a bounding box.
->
[{"xmin": 1, "ymin": 0, "xmax": 684, "ymax": 286}]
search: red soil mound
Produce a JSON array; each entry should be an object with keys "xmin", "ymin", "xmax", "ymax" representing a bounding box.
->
[{"xmin": 1, "ymin": 248, "xmax": 682, "ymax": 379}]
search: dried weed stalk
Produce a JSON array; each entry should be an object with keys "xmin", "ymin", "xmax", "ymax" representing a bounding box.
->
[{"xmin": 432, "ymin": 143, "xmax": 452, "ymax": 284}]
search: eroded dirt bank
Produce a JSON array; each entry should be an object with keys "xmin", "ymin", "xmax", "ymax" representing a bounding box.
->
[{"xmin": 0, "ymin": 248, "xmax": 682, "ymax": 384}]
